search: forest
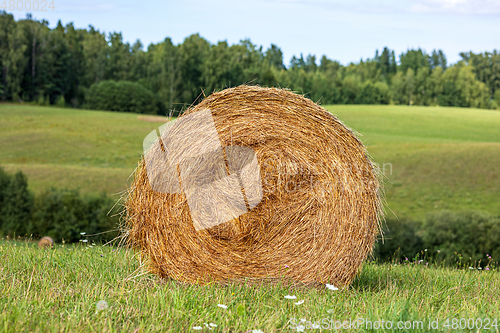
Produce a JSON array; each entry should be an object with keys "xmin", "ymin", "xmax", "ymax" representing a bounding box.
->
[{"xmin": 1, "ymin": 11, "xmax": 500, "ymax": 114}]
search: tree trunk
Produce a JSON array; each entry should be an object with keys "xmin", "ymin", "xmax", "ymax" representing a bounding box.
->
[
  {"xmin": 32, "ymin": 37, "xmax": 36, "ymax": 99},
  {"xmin": 169, "ymin": 59, "xmax": 174, "ymax": 111}
]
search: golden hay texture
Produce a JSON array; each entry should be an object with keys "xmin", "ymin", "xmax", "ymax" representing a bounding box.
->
[
  {"xmin": 38, "ymin": 236, "xmax": 54, "ymax": 248},
  {"xmin": 124, "ymin": 85, "xmax": 383, "ymax": 286}
]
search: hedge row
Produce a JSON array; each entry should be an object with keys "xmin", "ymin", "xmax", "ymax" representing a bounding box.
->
[
  {"xmin": 374, "ymin": 211, "xmax": 500, "ymax": 265},
  {"xmin": 85, "ymin": 80, "xmax": 165, "ymax": 115},
  {"xmin": 0, "ymin": 167, "xmax": 120, "ymax": 243},
  {"xmin": 1, "ymin": 167, "xmax": 499, "ymax": 263}
]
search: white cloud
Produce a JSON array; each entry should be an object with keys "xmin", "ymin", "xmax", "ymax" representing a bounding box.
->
[{"xmin": 411, "ymin": 0, "xmax": 500, "ymax": 14}]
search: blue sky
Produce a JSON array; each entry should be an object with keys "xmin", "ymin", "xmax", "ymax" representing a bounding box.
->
[{"xmin": 8, "ymin": 0, "xmax": 500, "ymax": 66}]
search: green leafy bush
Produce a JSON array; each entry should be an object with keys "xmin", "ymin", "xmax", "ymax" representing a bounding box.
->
[
  {"xmin": 0, "ymin": 167, "xmax": 120, "ymax": 243},
  {"xmin": 373, "ymin": 211, "xmax": 500, "ymax": 265},
  {"xmin": 356, "ymin": 81, "xmax": 391, "ymax": 104},
  {"xmin": 85, "ymin": 80, "xmax": 159, "ymax": 114},
  {"xmin": 373, "ymin": 217, "xmax": 423, "ymax": 260},
  {"xmin": 0, "ymin": 167, "xmax": 33, "ymax": 237},
  {"xmin": 421, "ymin": 210, "xmax": 500, "ymax": 263},
  {"xmin": 28, "ymin": 188, "xmax": 120, "ymax": 243}
]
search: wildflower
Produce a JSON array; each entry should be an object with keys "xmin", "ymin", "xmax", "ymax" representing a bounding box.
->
[
  {"xmin": 192, "ymin": 326, "xmax": 202, "ymax": 330},
  {"xmin": 326, "ymin": 284, "xmax": 338, "ymax": 291},
  {"xmin": 232, "ymin": 293, "xmax": 235, "ymax": 295},
  {"xmin": 217, "ymin": 304, "xmax": 228, "ymax": 309},
  {"xmin": 426, "ymin": 263, "xmax": 428, "ymax": 266},
  {"xmin": 79, "ymin": 239, "xmax": 88, "ymax": 243},
  {"xmin": 96, "ymin": 300, "xmax": 108, "ymax": 311},
  {"xmin": 101, "ymin": 255, "xmax": 104, "ymax": 257},
  {"xmin": 204, "ymin": 323, "xmax": 217, "ymax": 329},
  {"xmin": 486, "ymin": 268, "xmax": 490, "ymax": 270},
  {"xmin": 425, "ymin": 249, "xmax": 427, "ymax": 251},
  {"xmin": 285, "ymin": 265, "xmax": 290, "ymax": 268},
  {"xmin": 478, "ymin": 267, "xmax": 482, "ymax": 270},
  {"xmin": 80, "ymin": 232, "xmax": 86, "ymax": 235},
  {"xmin": 469, "ymin": 267, "xmax": 474, "ymax": 269},
  {"xmin": 294, "ymin": 300, "xmax": 304, "ymax": 305},
  {"xmin": 437, "ymin": 250, "xmax": 441, "ymax": 253},
  {"xmin": 405, "ymin": 257, "xmax": 408, "ymax": 261},
  {"xmin": 284, "ymin": 295, "xmax": 297, "ymax": 300},
  {"xmin": 252, "ymin": 330, "xmax": 264, "ymax": 333}
]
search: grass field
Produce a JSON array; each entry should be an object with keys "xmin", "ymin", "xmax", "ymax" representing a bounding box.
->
[
  {"xmin": 1, "ymin": 103, "xmax": 499, "ymax": 219},
  {"xmin": 325, "ymin": 105, "xmax": 500, "ymax": 218},
  {"xmin": 0, "ymin": 104, "xmax": 168, "ymax": 197},
  {"xmin": 1, "ymin": 240, "xmax": 499, "ymax": 332},
  {"xmin": 1, "ymin": 104, "xmax": 500, "ymax": 332}
]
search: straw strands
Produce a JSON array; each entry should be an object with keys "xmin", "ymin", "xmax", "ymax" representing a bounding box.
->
[
  {"xmin": 124, "ymin": 85, "xmax": 383, "ymax": 286},
  {"xmin": 38, "ymin": 236, "xmax": 54, "ymax": 248}
]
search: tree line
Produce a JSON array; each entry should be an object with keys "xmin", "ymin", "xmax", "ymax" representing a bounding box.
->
[{"xmin": 1, "ymin": 11, "xmax": 500, "ymax": 113}]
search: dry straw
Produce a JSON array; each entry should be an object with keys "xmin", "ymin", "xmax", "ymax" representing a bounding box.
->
[
  {"xmin": 38, "ymin": 236, "xmax": 54, "ymax": 248},
  {"xmin": 124, "ymin": 85, "xmax": 383, "ymax": 286}
]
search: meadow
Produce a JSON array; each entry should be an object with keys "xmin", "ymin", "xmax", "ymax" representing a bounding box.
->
[
  {"xmin": 1, "ymin": 240, "xmax": 499, "ymax": 332},
  {"xmin": 1, "ymin": 103, "xmax": 500, "ymax": 332},
  {"xmin": 1, "ymin": 103, "xmax": 499, "ymax": 219}
]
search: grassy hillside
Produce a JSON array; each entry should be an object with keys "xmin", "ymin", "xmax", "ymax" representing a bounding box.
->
[
  {"xmin": 1, "ymin": 103, "xmax": 499, "ymax": 218},
  {"xmin": 0, "ymin": 104, "xmax": 167, "ymax": 197},
  {"xmin": 326, "ymin": 105, "xmax": 500, "ymax": 218},
  {"xmin": 1, "ymin": 240, "xmax": 498, "ymax": 332}
]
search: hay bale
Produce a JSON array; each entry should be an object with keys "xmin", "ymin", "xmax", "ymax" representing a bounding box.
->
[
  {"xmin": 38, "ymin": 236, "xmax": 54, "ymax": 248},
  {"xmin": 124, "ymin": 85, "xmax": 383, "ymax": 286}
]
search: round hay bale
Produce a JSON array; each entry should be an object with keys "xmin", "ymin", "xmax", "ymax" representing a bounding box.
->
[
  {"xmin": 124, "ymin": 85, "xmax": 383, "ymax": 286},
  {"xmin": 38, "ymin": 236, "xmax": 54, "ymax": 248}
]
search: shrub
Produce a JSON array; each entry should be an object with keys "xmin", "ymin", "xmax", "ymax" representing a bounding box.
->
[
  {"xmin": 356, "ymin": 81, "xmax": 390, "ymax": 105},
  {"xmin": 421, "ymin": 210, "xmax": 500, "ymax": 264},
  {"xmin": 0, "ymin": 167, "xmax": 120, "ymax": 243},
  {"xmin": 85, "ymin": 80, "xmax": 159, "ymax": 114},
  {"xmin": 373, "ymin": 211, "xmax": 500, "ymax": 266},
  {"xmin": 55, "ymin": 95, "xmax": 66, "ymax": 108},
  {"xmin": 0, "ymin": 168, "xmax": 33, "ymax": 237},
  {"xmin": 28, "ymin": 188, "xmax": 120, "ymax": 243},
  {"xmin": 373, "ymin": 216, "xmax": 423, "ymax": 261}
]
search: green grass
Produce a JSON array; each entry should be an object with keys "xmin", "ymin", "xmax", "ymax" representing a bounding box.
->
[
  {"xmin": 326, "ymin": 105, "xmax": 500, "ymax": 218},
  {"xmin": 1, "ymin": 240, "xmax": 499, "ymax": 332},
  {"xmin": 1, "ymin": 103, "xmax": 499, "ymax": 218},
  {"xmin": 0, "ymin": 104, "xmax": 167, "ymax": 196}
]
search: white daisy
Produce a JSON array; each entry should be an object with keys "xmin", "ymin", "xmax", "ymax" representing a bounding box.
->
[{"xmin": 96, "ymin": 300, "xmax": 108, "ymax": 311}]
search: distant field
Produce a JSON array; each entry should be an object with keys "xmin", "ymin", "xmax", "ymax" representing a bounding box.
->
[
  {"xmin": 0, "ymin": 104, "xmax": 168, "ymax": 197},
  {"xmin": 325, "ymin": 105, "xmax": 500, "ymax": 218},
  {"xmin": 1, "ymin": 103, "xmax": 499, "ymax": 218}
]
